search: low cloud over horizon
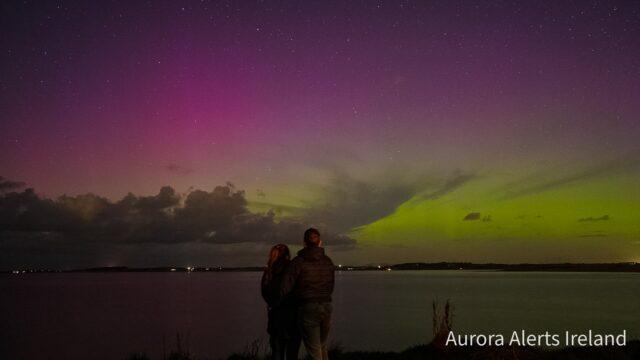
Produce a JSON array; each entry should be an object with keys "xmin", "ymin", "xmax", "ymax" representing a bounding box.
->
[
  {"xmin": 2, "ymin": 151, "xmax": 640, "ymax": 269},
  {"xmin": 0, "ymin": 178, "xmax": 355, "ymax": 269}
]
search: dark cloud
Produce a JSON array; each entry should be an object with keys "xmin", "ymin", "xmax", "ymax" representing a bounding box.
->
[
  {"xmin": 0, "ymin": 179, "xmax": 354, "ymax": 269},
  {"xmin": 302, "ymin": 173, "xmax": 415, "ymax": 233},
  {"xmin": 502, "ymin": 155, "xmax": 640, "ymax": 200},
  {"xmin": 0, "ymin": 176, "xmax": 26, "ymax": 193},
  {"xmin": 578, "ymin": 215, "xmax": 610, "ymax": 222},
  {"xmin": 463, "ymin": 212, "xmax": 481, "ymax": 221},
  {"xmin": 165, "ymin": 163, "xmax": 194, "ymax": 175},
  {"xmin": 300, "ymin": 171, "xmax": 474, "ymax": 233},
  {"xmin": 420, "ymin": 173, "xmax": 474, "ymax": 201}
]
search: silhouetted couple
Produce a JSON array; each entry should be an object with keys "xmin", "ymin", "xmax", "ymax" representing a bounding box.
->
[{"xmin": 261, "ymin": 228, "xmax": 335, "ymax": 360}]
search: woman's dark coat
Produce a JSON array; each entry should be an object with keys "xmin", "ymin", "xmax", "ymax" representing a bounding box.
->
[{"xmin": 261, "ymin": 259, "xmax": 298, "ymax": 339}]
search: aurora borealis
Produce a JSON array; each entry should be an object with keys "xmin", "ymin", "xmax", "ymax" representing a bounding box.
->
[{"xmin": 1, "ymin": 0, "xmax": 639, "ymax": 268}]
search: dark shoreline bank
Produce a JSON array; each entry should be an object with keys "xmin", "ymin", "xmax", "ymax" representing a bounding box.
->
[
  {"xmin": 5, "ymin": 261, "xmax": 640, "ymax": 274},
  {"xmin": 315, "ymin": 340, "xmax": 640, "ymax": 360},
  {"xmin": 127, "ymin": 340, "xmax": 640, "ymax": 360}
]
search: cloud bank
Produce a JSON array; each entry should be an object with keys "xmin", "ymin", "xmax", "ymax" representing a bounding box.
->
[{"xmin": 0, "ymin": 180, "xmax": 354, "ymax": 269}]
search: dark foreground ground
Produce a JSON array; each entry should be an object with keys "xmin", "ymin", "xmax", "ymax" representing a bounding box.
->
[
  {"xmin": 314, "ymin": 341, "xmax": 640, "ymax": 360},
  {"xmin": 127, "ymin": 340, "xmax": 640, "ymax": 360}
]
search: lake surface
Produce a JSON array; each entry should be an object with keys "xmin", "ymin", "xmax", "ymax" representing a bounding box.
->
[{"xmin": 1, "ymin": 271, "xmax": 639, "ymax": 359}]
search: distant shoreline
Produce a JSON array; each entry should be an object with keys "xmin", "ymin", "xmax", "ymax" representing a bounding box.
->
[{"xmin": 3, "ymin": 262, "xmax": 639, "ymax": 274}]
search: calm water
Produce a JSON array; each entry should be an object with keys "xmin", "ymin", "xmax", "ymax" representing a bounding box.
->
[{"xmin": 1, "ymin": 271, "xmax": 639, "ymax": 359}]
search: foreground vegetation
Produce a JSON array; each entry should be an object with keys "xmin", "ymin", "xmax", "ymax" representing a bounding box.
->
[
  {"xmin": 127, "ymin": 301, "xmax": 639, "ymax": 360},
  {"xmin": 127, "ymin": 340, "xmax": 640, "ymax": 360}
]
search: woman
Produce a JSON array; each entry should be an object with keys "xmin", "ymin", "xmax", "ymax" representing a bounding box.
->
[{"xmin": 261, "ymin": 244, "xmax": 301, "ymax": 360}]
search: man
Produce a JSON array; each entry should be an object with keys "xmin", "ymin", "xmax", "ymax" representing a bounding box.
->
[{"xmin": 279, "ymin": 228, "xmax": 335, "ymax": 360}]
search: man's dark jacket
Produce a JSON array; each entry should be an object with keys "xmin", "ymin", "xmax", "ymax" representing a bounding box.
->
[{"xmin": 279, "ymin": 246, "xmax": 335, "ymax": 305}]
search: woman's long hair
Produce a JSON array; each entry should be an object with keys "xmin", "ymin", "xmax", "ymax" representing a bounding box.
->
[{"xmin": 264, "ymin": 243, "xmax": 290, "ymax": 282}]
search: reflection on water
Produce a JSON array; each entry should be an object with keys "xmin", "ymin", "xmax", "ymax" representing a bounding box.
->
[{"xmin": 2, "ymin": 271, "xmax": 639, "ymax": 359}]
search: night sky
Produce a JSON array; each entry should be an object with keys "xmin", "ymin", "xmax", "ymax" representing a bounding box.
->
[{"xmin": 1, "ymin": 0, "xmax": 639, "ymax": 268}]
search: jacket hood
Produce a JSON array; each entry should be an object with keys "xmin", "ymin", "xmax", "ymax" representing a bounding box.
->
[{"xmin": 297, "ymin": 246, "xmax": 325, "ymax": 259}]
